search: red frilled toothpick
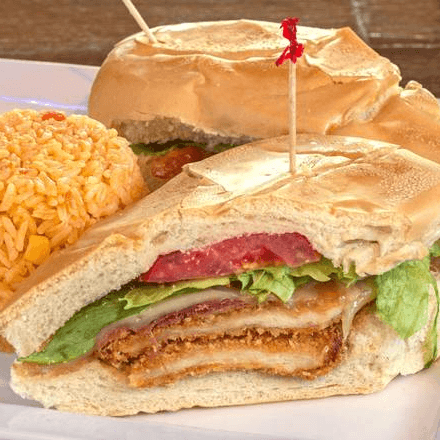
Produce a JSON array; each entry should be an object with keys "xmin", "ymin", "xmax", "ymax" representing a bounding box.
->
[{"xmin": 275, "ymin": 18, "xmax": 304, "ymax": 174}]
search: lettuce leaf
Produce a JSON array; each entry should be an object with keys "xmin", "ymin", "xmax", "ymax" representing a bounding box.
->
[
  {"xmin": 234, "ymin": 264, "xmax": 320, "ymax": 303},
  {"xmin": 375, "ymin": 254, "xmax": 439, "ymax": 365},
  {"xmin": 21, "ymin": 286, "xmax": 145, "ymax": 365},
  {"xmin": 129, "ymin": 140, "xmax": 205, "ymax": 156},
  {"xmin": 235, "ymin": 266, "xmax": 303, "ymax": 303},
  {"xmin": 123, "ymin": 277, "xmax": 231, "ymax": 308},
  {"xmin": 291, "ymin": 257, "xmax": 358, "ymax": 286},
  {"xmin": 375, "ymin": 258, "xmax": 431, "ymax": 339},
  {"xmin": 427, "ymin": 243, "xmax": 440, "ymax": 365},
  {"xmin": 233, "ymin": 258, "xmax": 356, "ymax": 303},
  {"xmin": 430, "ymin": 241, "xmax": 440, "ymax": 258},
  {"xmin": 129, "ymin": 140, "xmax": 235, "ymax": 156}
]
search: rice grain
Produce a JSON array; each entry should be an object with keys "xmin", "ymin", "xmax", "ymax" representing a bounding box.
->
[{"xmin": 0, "ymin": 109, "xmax": 147, "ymax": 308}]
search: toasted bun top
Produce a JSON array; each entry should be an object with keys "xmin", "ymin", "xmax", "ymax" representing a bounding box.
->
[
  {"xmin": 2, "ymin": 133, "xmax": 440, "ymax": 356},
  {"xmin": 88, "ymin": 20, "xmax": 400, "ymax": 141},
  {"xmin": 333, "ymin": 80, "xmax": 440, "ymax": 164}
]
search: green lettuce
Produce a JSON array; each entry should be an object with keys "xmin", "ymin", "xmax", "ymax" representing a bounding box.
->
[
  {"xmin": 21, "ymin": 286, "xmax": 145, "ymax": 365},
  {"xmin": 129, "ymin": 140, "xmax": 205, "ymax": 156},
  {"xmin": 235, "ymin": 266, "xmax": 302, "ymax": 303},
  {"xmin": 375, "ymin": 251, "xmax": 439, "ymax": 365},
  {"xmin": 123, "ymin": 277, "xmax": 231, "ymax": 308},
  {"xmin": 290, "ymin": 257, "xmax": 358, "ymax": 286},
  {"xmin": 233, "ymin": 258, "xmax": 357, "ymax": 304},
  {"xmin": 129, "ymin": 140, "xmax": 235, "ymax": 156},
  {"xmin": 375, "ymin": 258, "xmax": 432, "ymax": 339},
  {"xmin": 430, "ymin": 241, "xmax": 440, "ymax": 258}
]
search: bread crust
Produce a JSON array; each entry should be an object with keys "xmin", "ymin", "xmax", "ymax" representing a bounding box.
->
[
  {"xmin": 333, "ymin": 81, "xmax": 440, "ymax": 164},
  {"xmin": 2, "ymin": 134, "xmax": 440, "ymax": 358}
]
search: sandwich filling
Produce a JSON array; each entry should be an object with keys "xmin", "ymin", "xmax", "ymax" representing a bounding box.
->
[
  {"xmin": 19, "ymin": 232, "xmax": 440, "ymax": 389},
  {"xmin": 94, "ymin": 280, "xmax": 372, "ymax": 388},
  {"xmin": 131, "ymin": 139, "xmax": 237, "ymax": 189}
]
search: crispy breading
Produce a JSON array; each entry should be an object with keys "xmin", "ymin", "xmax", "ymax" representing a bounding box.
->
[{"xmin": 95, "ymin": 305, "xmax": 344, "ymax": 388}]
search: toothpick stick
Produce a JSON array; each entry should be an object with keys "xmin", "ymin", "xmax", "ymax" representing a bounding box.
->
[
  {"xmin": 289, "ymin": 62, "xmax": 296, "ymax": 173},
  {"xmin": 275, "ymin": 17, "xmax": 304, "ymax": 175},
  {"xmin": 121, "ymin": 0, "xmax": 158, "ymax": 44}
]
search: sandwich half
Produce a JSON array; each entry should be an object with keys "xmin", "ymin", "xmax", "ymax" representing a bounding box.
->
[
  {"xmin": 88, "ymin": 20, "xmax": 440, "ymax": 189},
  {"xmin": 2, "ymin": 133, "xmax": 440, "ymax": 415}
]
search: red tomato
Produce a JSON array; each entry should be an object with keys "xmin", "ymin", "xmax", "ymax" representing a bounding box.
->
[
  {"xmin": 42, "ymin": 111, "xmax": 66, "ymax": 121},
  {"xmin": 150, "ymin": 146, "xmax": 207, "ymax": 180}
]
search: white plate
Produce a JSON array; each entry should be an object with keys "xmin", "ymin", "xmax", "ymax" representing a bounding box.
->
[
  {"xmin": 1, "ymin": 58, "xmax": 440, "ymax": 440},
  {"xmin": 0, "ymin": 58, "xmax": 97, "ymax": 114}
]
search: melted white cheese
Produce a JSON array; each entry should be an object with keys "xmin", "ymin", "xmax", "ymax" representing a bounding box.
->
[{"xmin": 97, "ymin": 281, "xmax": 374, "ymax": 343}]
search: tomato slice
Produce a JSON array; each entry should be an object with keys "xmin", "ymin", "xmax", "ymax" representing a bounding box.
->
[{"xmin": 141, "ymin": 232, "xmax": 320, "ymax": 283}]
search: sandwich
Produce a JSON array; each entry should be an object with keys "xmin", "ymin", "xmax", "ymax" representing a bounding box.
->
[
  {"xmin": 88, "ymin": 19, "xmax": 440, "ymax": 188},
  {"xmin": 1, "ymin": 133, "xmax": 440, "ymax": 415}
]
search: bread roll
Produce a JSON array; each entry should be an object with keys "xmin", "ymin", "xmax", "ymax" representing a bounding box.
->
[
  {"xmin": 89, "ymin": 20, "xmax": 440, "ymax": 160},
  {"xmin": 89, "ymin": 20, "xmax": 400, "ymax": 144},
  {"xmin": 88, "ymin": 19, "xmax": 440, "ymax": 194}
]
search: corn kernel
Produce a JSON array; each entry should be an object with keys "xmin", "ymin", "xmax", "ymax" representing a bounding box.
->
[{"xmin": 24, "ymin": 235, "xmax": 51, "ymax": 265}]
